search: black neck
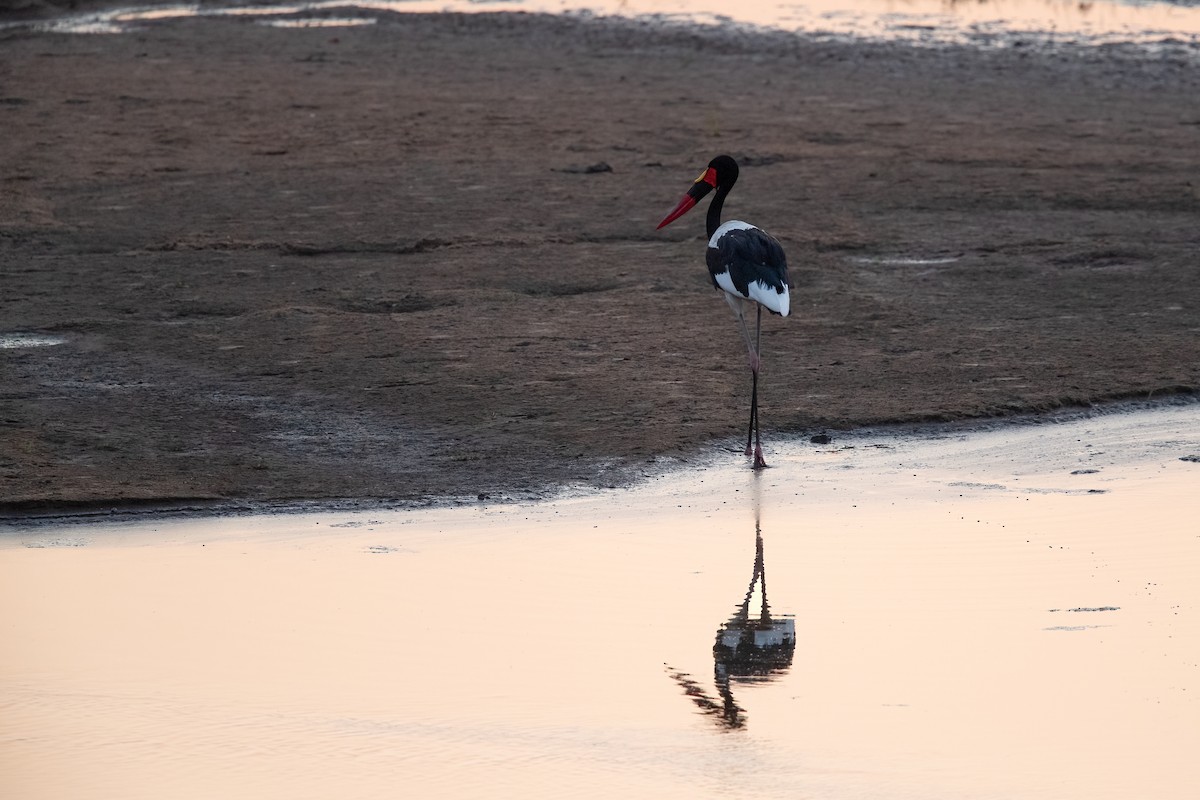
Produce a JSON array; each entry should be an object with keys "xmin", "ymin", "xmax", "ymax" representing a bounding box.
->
[{"xmin": 706, "ymin": 185, "xmax": 729, "ymax": 239}]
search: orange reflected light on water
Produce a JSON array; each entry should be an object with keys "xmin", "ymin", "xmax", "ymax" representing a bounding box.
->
[
  {"xmin": 317, "ymin": 0, "xmax": 1200, "ymax": 39},
  {"xmin": 3, "ymin": 405, "xmax": 1198, "ymax": 800},
  {"xmin": 21, "ymin": 0, "xmax": 1200, "ymax": 41}
]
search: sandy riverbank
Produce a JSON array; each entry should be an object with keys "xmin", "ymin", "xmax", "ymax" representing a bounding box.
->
[{"xmin": 2, "ymin": 5, "xmax": 1198, "ymax": 516}]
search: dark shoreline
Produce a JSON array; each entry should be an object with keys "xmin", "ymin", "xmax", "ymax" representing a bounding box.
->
[{"xmin": 5, "ymin": 394, "xmax": 1197, "ymax": 525}]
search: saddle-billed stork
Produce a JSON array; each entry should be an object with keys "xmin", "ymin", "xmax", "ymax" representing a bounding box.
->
[{"xmin": 657, "ymin": 155, "xmax": 790, "ymax": 469}]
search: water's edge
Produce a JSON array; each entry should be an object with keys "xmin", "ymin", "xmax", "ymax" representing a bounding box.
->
[
  {"xmin": 4, "ymin": 394, "xmax": 1196, "ymax": 526},
  {"xmin": 3, "ymin": 0, "xmax": 1200, "ymax": 56}
]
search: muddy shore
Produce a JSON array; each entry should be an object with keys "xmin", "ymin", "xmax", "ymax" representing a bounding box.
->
[{"xmin": 2, "ymin": 6, "xmax": 1198, "ymax": 517}]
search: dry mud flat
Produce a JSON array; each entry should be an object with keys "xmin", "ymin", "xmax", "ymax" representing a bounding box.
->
[{"xmin": 1, "ymin": 8, "xmax": 1199, "ymax": 515}]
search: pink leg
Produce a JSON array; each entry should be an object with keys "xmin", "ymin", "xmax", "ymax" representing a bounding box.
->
[
  {"xmin": 728, "ymin": 298, "xmax": 768, "ymax": 467},
  {"xmin": 745, "ymin": 366, "xmax": 757, "ymax": 457},
  {"xmin": 746, "ymin": 307, "xmax": 766, "ymax": 467}
]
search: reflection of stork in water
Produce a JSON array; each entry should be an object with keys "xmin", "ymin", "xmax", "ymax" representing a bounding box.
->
[
  {"xmin": 669, "ymin": 518, "xmax": 796, "ymax": 729},
  {"xmin": 714, "ymin": 520, "xmax": 796, "ymax": 676}
]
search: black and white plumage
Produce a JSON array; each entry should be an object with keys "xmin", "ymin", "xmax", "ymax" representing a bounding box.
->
[
  {"xmin": 707, "ymin": 220, "xmax": 790, "ymax": 317},
  {"xmin": 657, "ymin": 155, "xmax": 790, "ymax": 469}
]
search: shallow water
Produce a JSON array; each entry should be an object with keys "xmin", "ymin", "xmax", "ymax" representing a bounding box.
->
[
  {"xmin": 0, "ymin": 333, "xmax": 67, "ymax": 349},
  {"xmin": 3, "ymin": 403, "xmax": 1198, "ymax": 799},
  {"xmin": 9, "ymin": 0, "xmax": 1200, "ymax": 47}
]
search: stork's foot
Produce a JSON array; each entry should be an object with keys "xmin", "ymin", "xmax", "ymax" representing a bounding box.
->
[{"xmin": 752, "ymin": 445, "xmax": 768, "ymax": 470}]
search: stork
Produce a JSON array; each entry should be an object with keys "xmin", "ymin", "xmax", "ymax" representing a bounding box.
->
[{"xmin": 657, "ymin": 155, "xmax": 790, "ymax": 469}]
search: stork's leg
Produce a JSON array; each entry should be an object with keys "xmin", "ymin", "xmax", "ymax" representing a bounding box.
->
[
  {"xmin": 751, "ymin": 307, "xmax": 767, "ymax": 469},
  {"xmin": 746, "ymin": 367, "xmax": 758, "ymax": 457},
  {"xmin": 726, "ymin": 295, "xmax": 767, "ymax": 466},
  {"xmin": 731, "ymin": 302, "xmax": 760, "ymax": 375}
]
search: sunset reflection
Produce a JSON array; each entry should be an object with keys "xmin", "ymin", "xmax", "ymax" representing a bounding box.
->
[
  {"xmin": 3, "ymin": 406, "xmax": 1198, "ymax": 798},
  {"xmin": 14, "ymin": 0, "xmax": 1200, "ymax": 44}
]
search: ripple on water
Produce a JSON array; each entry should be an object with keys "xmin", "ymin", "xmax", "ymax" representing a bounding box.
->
[
  {"xmin": 0, "ymin": 333, "xmax": 67, "ymax": 349},
  {"xmin": 259, "ymin": 17, "xmax": 379, "ymax": 27}
]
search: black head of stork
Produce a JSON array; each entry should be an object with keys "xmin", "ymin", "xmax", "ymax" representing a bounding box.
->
[
  {"xmin": 656, "ymin": 154, "xmax": 738, "ymax": 238},
  {"xmin": 656, "ymin": 155, "xmax": 790, "ymax": 470}
]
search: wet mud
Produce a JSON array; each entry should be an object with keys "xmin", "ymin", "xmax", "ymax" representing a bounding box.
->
[{"xmin": 2, "ymin": 7, "xmax": 1199, "ymax": 515}]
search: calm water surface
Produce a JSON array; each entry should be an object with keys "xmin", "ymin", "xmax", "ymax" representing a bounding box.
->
[{"xmin": 3, "ymin": 403, "xmax": 1198, "ymax": 799}]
